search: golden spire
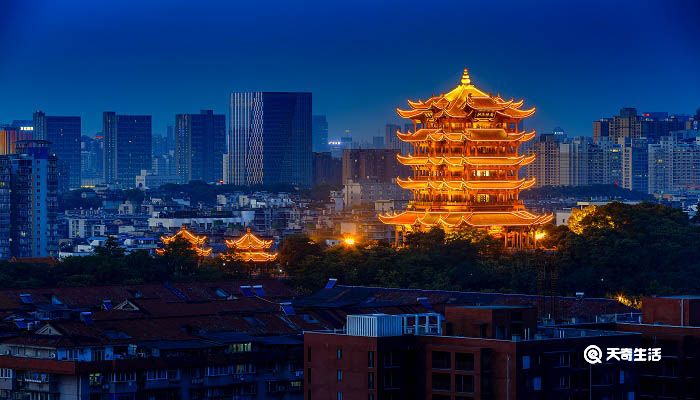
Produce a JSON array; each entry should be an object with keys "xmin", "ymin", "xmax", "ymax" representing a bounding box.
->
[{"xmin": 461, "ymin": 68, "xmax": 471, "ymax": 85}]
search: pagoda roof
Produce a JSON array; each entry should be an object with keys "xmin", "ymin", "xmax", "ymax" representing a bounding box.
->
[
  {"xmin": 158, "ymin": 227, "xmax": 212, "ymax": 256},
  {"xmin": 225, "ymin": 228, "xmax": 274, "ymax": 250},
  {"xmin": 397, "ymin": 69, "xmax": 535, "ymax": 120},
  {"xmin": 378, "ymin": 210, "xmax": 553, "ymax": 228},
  {"xmin": 397, "ymin": 154, "xmax": 536, "ymax": 167},
  {"xmin": 397, "ymin": 128, "xmax": 535, "ymax": 143},
  {"xmin": 396, "ymin": 177, "xmax": 536, "ymax": 191},
  {"xmin": 234, "ymin": 252, "xmax": 278, "ymax": 262},
  {"xmin": 161, "ymin": 227, "xmax": 208, "ymax": 245}
]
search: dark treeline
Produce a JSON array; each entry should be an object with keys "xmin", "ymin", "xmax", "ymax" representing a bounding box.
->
[{"xmin": 2, "ymin": 203, "xmax": 699, "ymax": 298}]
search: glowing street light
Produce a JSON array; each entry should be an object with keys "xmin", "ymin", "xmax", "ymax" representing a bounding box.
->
[{"xmin": 342, "ymin": 237, "xmax": 356, "ymax": 246}]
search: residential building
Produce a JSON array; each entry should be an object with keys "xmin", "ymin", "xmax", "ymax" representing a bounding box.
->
[
  {"xmin": 313, "ymin": 152, "xmax": 342, "ymax": 186},
  {"xmin": 305, "ymin": 309, "xmax": 639, "ymax": 400},
  {"xmin": 0, "ymin": 140, "xmax": 58, "ymax": 259},
  {"xmin": 175, "ymin": 110, "xmax": 226, "ymax": 184},
  {"xmin": 225, "ymin": 92, "xmax": 312, "ymax": 187},
  {"xmin": 0, "ymin": 121, "xmax": 33, "ymax": 155},
  {"xmin": 33, "ymin": 111, "xmax": 81, "ymax": 191},
  {"xmin": 103, "ymin": 112, "xmax": 152, "ymax": 187},
  {"xmin": 342, "ymin": 148, "xmax": 407, "ymax": 184}
]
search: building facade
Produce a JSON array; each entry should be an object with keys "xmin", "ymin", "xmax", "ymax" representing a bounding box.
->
[
  {"xmin": 342, "ymin": 149, "xmax": 407, "ymax": 185},
  {"xmin": 312, "ymin": 115, "xmax": 329, "ymax": 153},
  {"xmin": 103, "ymin": 112, "xmax": 152, "ymax": 187},
  {"xmin": 175, "ymin": 110, "xmax": 226, "ymax": 184},
  {"xmin": 225, "ymin": 92, "xmax": 312, "ymax": 187},
  {"xmin": 0, "ymin": 140, "xmax": 58, "ymax": 259},
  {"xmin": 33, "ymin": 111, "xmax": 81, "ymax": 191}
]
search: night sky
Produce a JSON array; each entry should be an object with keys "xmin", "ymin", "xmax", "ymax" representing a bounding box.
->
[{"xmin": 1, "ymin": 0, "xmax": 699, "ymax": 140}]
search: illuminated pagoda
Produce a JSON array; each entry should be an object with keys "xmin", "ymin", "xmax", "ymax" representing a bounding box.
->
[
  {"xmin": 224, "ymin": 228, "xmax": 278, "ymax": 262},
  {"xmin": 379, "ymin": 68, "xmax": 553, "ymax": 248},
  {"xmin": 156, "ymin": 226, "xmax": 212, "ymax": 257}
]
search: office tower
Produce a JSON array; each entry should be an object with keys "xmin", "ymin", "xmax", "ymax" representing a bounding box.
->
[
  {"xmin": 33, "ymin": 111, "xmax": 81, "ymax": 191},
  {"xmin": 175, "ymin": 110, "xmax": 226, "ymax": 183},
  {"xmin": 80, "ymin": 135, "xmax": 104, "ymax": 186},
  {"xmin": 342, "ymin": 148, "xmax": 407, "ymax": 184},
  {"xmin": 621, "ymin": 137, "xmax": 649, "ymax": 193},
  {"xmin": 103, "ymin": 112, "xmax": 152, "ymax": 187},
  {"xmin": 152, "ymin": 134, "xmax": 170, "ymax": 157},
  {"xmin": 225, "ymin": 92, "xmax": 312, "ymax": 187},
  {"xmin": 0, "ymin": 140, "xmax": 58, "ymax": 259},
  {"xmin": 0, "ymin": 121, "xmax": 34, "ymax": 155},
  {"xmin": 312, "ymin": 115, "xmax": 329, "ymax": 153}
]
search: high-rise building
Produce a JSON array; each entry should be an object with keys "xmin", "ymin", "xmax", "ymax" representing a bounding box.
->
[
  {"xmin": 557, "ymin": 136, "xmax": 592, "ymax": 187},
  {"xmin": 313, "ymin": 152, "xmax": 342, "ymax": 186},
  {"xmin": 225, "ymin": 92, "xmax": 312, "ymax": 187},
  {"xmin": 80, "ymin": 135, "xmax": 104, "ymax": 186},
  {"xmin": 312, "ymin": 115, "xmax": 329, "ymax": 153},
  {"xmin": 379, "ymin": 69, "xmax": 552, "ymax": 247},
  {"xmin": 33, "ymin": 111, "xmax": 81, "ymax": 191},
  {"xmin": 0, "ymin": 140, "xmax": 58, "ymax": 259},
  {"xmin": 621, "ymin": 137, "xmax": 649, "ymax": 193},
  {"xmin": 385, "ymin": 123, "xmax": 411, "ymax": 155},
  {"xmin": 589, "ymin": 138, "xmax": 623, "ymax": 186},
  {"xmin": 103, "ymin": 112, "xmax": 152, "ymax": 187},
  {"xmin": 175, "ymin": 110, "xmax": 226, "ymax": 184},
  {"xmin": 648, "ymin": 136, "xmax": 700, "ymax": 195},
  {"xmin": 593, "ymin": 108, "xmax": 690, "ymax": 144},
  {"xmin": 342, "ymin": 148, "xmax": 407, "ymax": 184},
  {"xmin": 0, "ymin": 120, "xmax": 34, "ymax": 155},
  {"xmin": 522, "ymin": 134, "xmax": 563, "ymax": 187},
  {"xmin": 372, "ymin": 136, "xmax": 384, "ymax": 148}
]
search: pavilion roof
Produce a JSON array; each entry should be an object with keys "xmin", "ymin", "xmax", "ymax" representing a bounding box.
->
[
  {"xmin": 378, "ymin": 210, "xmax": 553, "ymax": 228},
  {"xmin": 396, "ymin": 177, "xmax": 536, "ymax": 191},
  {"xmin": 397, "ymin": 128, "xmax": 535, "ymax": 143},
  {"xmin": 396, "ymin": 154, "xmax": 536, "ymax": 167},
  {"xmin": 397, "ymin": 68, "xmax": 535, "ymax": 120}
]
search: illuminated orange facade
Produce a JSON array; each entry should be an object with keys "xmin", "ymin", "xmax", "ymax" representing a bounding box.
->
[
  {"xmin": 156, "ymin": 226, "xmax": 212, "ymax": 257},
  {"xmin": 379, "ymin": 69, "xmax": 553, "ymax": 248},
  {"xmin": 224, "ymin": 228, "xmax": 278, "ymax": 262}
]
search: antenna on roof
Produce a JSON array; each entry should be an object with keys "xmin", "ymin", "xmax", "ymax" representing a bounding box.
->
[{"xmin": 324, "ymin": 278, "xmax": 338, "ymax": 289}]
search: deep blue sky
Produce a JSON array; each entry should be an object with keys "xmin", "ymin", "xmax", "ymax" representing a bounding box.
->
[{"xmin": 1, "ymin": 0, "xmax": 699, "ymax": 140}]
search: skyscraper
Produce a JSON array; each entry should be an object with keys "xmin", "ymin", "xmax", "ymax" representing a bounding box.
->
[
  {"xmin": 0, "ymin": 140, "xmax": 58, "ymax": 259},
  {"xmin": 175, "ymin": 110, "xmax": 226, "ymax": 184},
  {"xmin": 80, "ymin": 135, "xmax": 103, "ymax": 186},
  {"xmin": 621, "ymin": 137, "xmax": 649, "ymax": 193},
  {"xmin": 0, "ymin": 121, "xmax": 33, "ymax": 155},
  {"xmin": 225, "ymin": 92, "xmax": 312, "ymax": 187},
  {"xmin": 312, "ymin": 115, "xmax": 329, "ymax": 153},
  {"xmin": 33, "ymin": 111, "xmax": 81, "ymax": 191},
  {"xmin": 103, "ymin": 112, "xmax": 152, "ymax": 187}
]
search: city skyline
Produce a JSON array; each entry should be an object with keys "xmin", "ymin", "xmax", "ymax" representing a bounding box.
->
[{"xmin": 1, "ymin": 0, "xmax": 699, "ymax": 139}]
